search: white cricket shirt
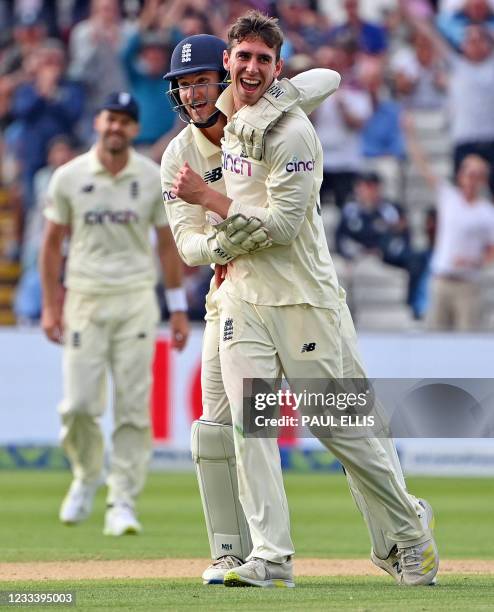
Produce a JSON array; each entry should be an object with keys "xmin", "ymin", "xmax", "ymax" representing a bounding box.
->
[
  {"xmin": 160, "ymin": 124, "xmax": 226, "ymax": 267},
  {"xmin": 44, "ymin": 147, "xmax": 167, "ymax": 294},
  {"xmin": 216, "ymin": 86, "xmax": 340, "ymax": 309}
]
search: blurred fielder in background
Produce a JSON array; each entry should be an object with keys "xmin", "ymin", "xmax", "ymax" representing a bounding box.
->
[
  {"xmin": 39, "ymin": 91, "xmax": 189, "ymax": 537},
  {"xmin": 172, "ymin": 11, "xmax": 439, "ymax": 588}
]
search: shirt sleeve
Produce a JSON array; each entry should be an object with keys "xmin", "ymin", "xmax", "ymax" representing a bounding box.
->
[
  {"xmin": 152, "ymin": 192, "xmax": 169, "ymax": 227},
  {"xmin": 228, "ymin": 114, "xmax": 318, "ymax": 246},
  {"xmin": 160, "ymin": 145, "xmax": 216, "ymax": 266},
  {"xmin": 290, "ymin": 68, "xmax": 341, "ymax": 116},
  {"xmin": 43, "ymin": 167, "xmax": 71, "ymax": 225},
  {"xmin": 150, "ymin": 165, "xmax": 169, "ymax": 228}
]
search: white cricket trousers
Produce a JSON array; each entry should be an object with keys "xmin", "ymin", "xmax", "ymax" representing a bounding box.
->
[
  {"xmin": 200, "ymin": 289, "xmax": 231, "ymax": 424},
  {"xmin": 59, "ymin": 288, "xmax": 159, "ymax": 508},
  {"xmin": 214, "ymin": 286, "xmax": 428, "ymax": 563}
]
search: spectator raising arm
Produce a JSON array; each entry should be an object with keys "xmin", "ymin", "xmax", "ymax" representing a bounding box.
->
[{"xmin": 403, "ymin": 113, "xmax": 440, "ymax": 192}]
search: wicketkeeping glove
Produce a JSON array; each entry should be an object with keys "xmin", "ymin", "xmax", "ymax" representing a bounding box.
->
[
  {"xmin": 206, "ymin": 212, "xmax": 272, "ymax": 263},
  {"xmin": 225, "ymin": 78, "xmax": 301, "ymax": 161}
]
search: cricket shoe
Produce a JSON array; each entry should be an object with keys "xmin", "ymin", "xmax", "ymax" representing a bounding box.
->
[
  {"xmin": 371, "ymin": 497, "xmax": 437, "ymax": 584},
  {"xmin": 103, "ymin": 504, "xmax": 142, "ymax": 536},
  {"xmin": 371, "ymin": 546, "xmax": 402, "ymax": 582},
  {"xmin": 397, "ymin": 537, "xmax": 439, "ymax": 586},
  {"xmin": 59, "ymin": 479, "xmax": 100, "ymax": 525},
  {"xmin": 223, "ymin": 556, "xmax": 295, "ymax": 588},
  {"xmin": 202, "ymin": 555, "xmax": 243, "ymax": 585}
]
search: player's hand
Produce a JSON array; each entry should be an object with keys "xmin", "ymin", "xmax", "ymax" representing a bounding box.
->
[
  {"xmin": 172, "ymin": 161, "xmax": 211, "ymax": 206},
  {"xmin": 41, "ymin": 305, "xmax": 64, "ymax": 344},
  {"xmin": 169, "ymin": 311, "xmax": 189, "ymax": 351},
  {"xmin": 207, "ymin": 213, "xmax": 272, "ymax": 263},
  {"xmin": 226, "ymin": 78, "xmax": 301, "ymax": 160}
]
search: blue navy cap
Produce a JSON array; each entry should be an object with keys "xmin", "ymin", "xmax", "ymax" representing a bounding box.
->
[
  {"xmin": 163, "ymin": 34, "xmax": 227, "ymax": 81},
  {"xmin": 100, "ymin": 91, "xmax": 139, "ymax": 122}
]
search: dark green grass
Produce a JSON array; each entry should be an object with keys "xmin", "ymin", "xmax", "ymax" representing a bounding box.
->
[
  {"xmin": 0, "ymin": 577, "xmax": 493, "ymax": 611},
  {"xmin": 0, "ymin": 471, "xmax": 492, "ymax": 562}
]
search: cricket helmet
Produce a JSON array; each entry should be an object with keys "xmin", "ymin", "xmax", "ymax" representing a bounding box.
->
[{"xmin": 163, "ymin": 34, "xmax": 228, "ymax": 128}]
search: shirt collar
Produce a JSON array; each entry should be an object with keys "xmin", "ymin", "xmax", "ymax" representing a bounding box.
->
[
  {"xmin": 191, "ymin": 124, "xmax": 221, "ymax": 158},
  {"xmin": 216, "ymin": 86, "xmax": 236, "ymax": 121},
  {"xmin": 88, "ymin": 146, "xmax": 139, "ymax": 178}
]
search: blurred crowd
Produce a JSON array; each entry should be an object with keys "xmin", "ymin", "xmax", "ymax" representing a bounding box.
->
[{"xmin": 2, "ymin": 0, "xmax": 494, "ymax": 330}]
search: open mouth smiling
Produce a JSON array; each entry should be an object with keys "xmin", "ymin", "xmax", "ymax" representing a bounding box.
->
[{"xmin": 240, "ymin": 77, "xmax": 261, "ymax": 92}]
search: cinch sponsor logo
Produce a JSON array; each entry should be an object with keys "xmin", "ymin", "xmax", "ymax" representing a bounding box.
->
[
  {"xmin": 222, "ymin": 152, "xmax": 252, "ymax": 177},
  {"xmin": 162, "ymin": 190, "xmax": 177, "ymax": 202},
  {"xmin": 286, "ymin": 157, "xmax": 315, "ymax": 173},
  {"xmin": 84, "ymin": 209, "xmax": 139, "ymax": 224}
]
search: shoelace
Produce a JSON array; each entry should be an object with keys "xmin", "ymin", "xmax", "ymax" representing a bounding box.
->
[
  {"xmin": 244, "ymin": 557, "xmax": 269, "ymax": 576},
  {"xmin": 398, "ymin": 547, "xmax": 421, "ymax": 570},
  {"xmin": 212, "ymin": 556, "xmax": 241, "ymax": 569}
]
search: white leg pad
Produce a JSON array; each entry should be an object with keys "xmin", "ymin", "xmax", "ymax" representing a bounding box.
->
[{"xmin": 191, "ymin": 420, "xmax": 252, "ymax": 560}]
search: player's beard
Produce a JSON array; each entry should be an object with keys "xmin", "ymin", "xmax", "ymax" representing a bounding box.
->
[{"xmin": 103, "ymin": 132, "xmax": 129, "ymax": 154}]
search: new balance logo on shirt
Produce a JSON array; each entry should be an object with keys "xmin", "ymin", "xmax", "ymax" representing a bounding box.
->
[
  {"xmin": 301, "ymin": 342, "xmax": 316, "ymax": 353},
  {"xmin": 203, "ymin": 167, "xmax": 222, "ymax": 183}
]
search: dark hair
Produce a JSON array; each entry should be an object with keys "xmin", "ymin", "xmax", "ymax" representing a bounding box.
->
[{"xmin": 227, "ymin": 10, "xmax": 283, "ymax": 61}]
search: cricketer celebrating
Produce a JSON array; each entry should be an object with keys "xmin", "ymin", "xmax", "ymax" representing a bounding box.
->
[
  {"xmin": 162, "ymin": 33, "xmax": 341, "ymax": 584},
  {"xmin": 40, "ymin": 92, "xmax": 189, "ymax": 536},
  {"xmin": 171, "ymin": 12, "xmax": 439, "ymax": 588}
]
